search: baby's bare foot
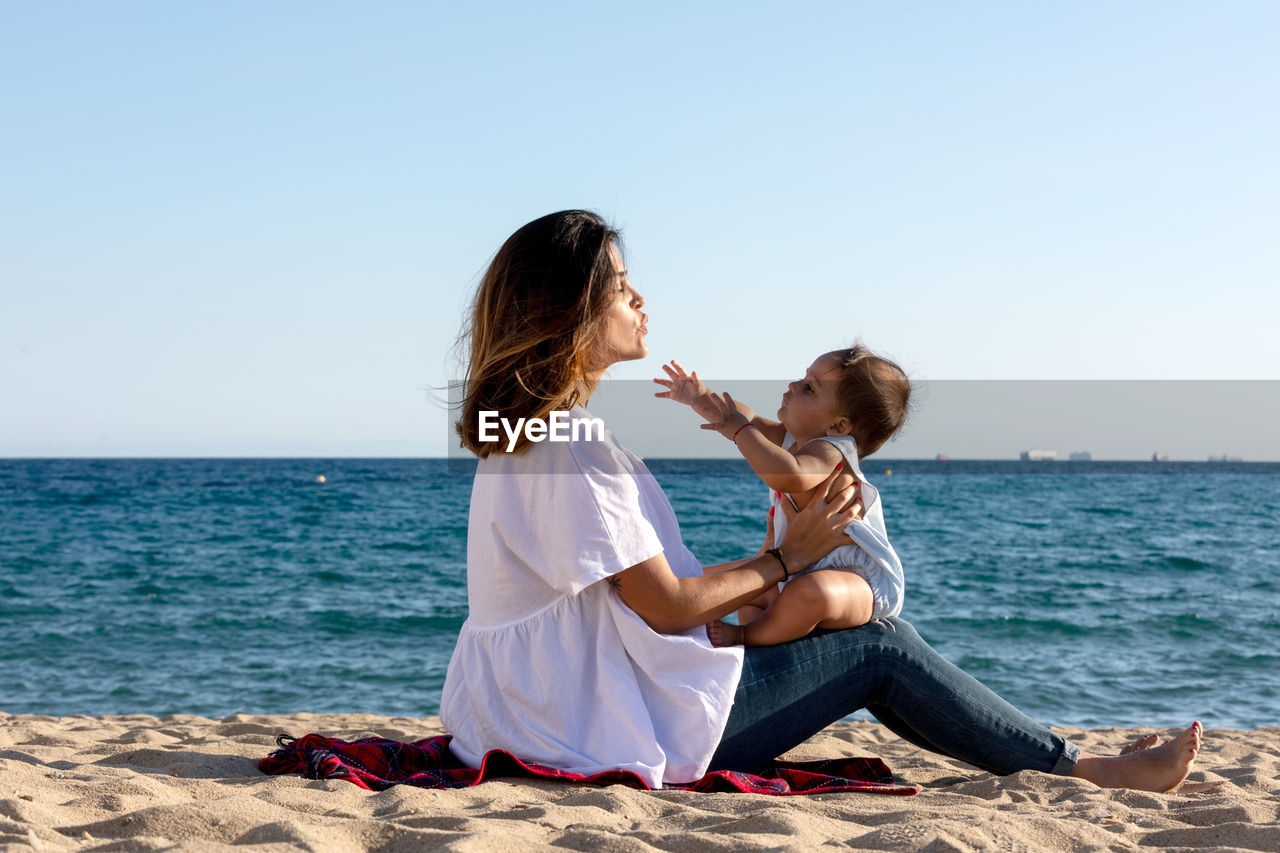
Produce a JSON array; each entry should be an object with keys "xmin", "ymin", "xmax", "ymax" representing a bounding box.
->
[
  {"xmin": 1120, "ymin": 733, "xmax": 1160, "ymax": 755},
  {"xmin": 707, "ymin": 620, "xmax": 744, "ymax": 647},
  {"xmin": 1073, "ymin": 722, "xmax": 1202, "ymax": 792}
]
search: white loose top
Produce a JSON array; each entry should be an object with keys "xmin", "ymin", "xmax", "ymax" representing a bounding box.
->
[{"xmin": 439, "ymin": 407, "xmax": 744, "ymax": 787}]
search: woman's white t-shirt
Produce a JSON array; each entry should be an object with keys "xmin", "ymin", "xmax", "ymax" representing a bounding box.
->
[{"xmin": 439, "ymin": 407, "xmax": 744, "ymax": 787}]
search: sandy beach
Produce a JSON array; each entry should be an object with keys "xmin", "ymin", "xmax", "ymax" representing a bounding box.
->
[{"xmin": 1, "ymin": 712, "xmax": 1276, "ymax": 852}]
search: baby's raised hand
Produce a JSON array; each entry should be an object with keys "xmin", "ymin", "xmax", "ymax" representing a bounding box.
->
[
  {"xmin": 699, "ymin": 391, "xmax": 756, "ymax": 440},
  {"xmin": 653, "ymin": 360, "xmax": 710, "ymax": 409}
]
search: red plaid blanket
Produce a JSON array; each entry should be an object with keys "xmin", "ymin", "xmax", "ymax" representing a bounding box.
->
[{"xmin": 258, "ymin": 733, "xmax": 918, "ymax": 796}]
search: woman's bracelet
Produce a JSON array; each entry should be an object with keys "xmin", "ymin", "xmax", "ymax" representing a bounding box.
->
[
  {"xmin": 765, "ymin": 547, "xmax": 789, "ymax": 582},
  {"xmin": 732, "ymin": 422, "xmax": 754, "ymax": 443}
]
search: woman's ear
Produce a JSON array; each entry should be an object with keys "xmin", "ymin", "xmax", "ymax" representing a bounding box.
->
[{"xmin": 826, "ymin": 417, "xmax": 854, "ymax": 437}]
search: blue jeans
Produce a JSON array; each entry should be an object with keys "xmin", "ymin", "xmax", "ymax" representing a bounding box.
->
[{"xmin": 709, "ymin": 617, "xmax": 1080, "ymax": 776}]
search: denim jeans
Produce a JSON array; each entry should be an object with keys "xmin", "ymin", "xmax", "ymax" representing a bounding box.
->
[{"xmin": 709, "ymin": 617, "xmax": 1080, "ymax": 776}]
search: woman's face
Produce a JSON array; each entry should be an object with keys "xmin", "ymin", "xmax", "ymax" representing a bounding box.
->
[{"xmin": 590, "ymin": 245, "xmax": 648, "ymax": 372}]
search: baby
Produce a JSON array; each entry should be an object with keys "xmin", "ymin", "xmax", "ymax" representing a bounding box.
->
[{"xmin": 654, "ymin": 345, "xmax": 910, "ymax": 647}]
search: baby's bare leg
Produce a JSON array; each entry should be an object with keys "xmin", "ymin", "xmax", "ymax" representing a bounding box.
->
[
  {"xmin": 707, "ymin": 586, "xmax": 779, "ymax": 647},
  {"xmin": 737, "ymin": 585, "xmax": 781, "ymax": 624},
  {"xmin": 711, "ymin": 571, "xmax": 875, "ymax": 647}
]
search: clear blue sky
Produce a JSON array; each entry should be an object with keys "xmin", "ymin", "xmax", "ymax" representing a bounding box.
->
[{"xmin": 2, "ymin": 2, "xmax": 1277, "ymax": 457}]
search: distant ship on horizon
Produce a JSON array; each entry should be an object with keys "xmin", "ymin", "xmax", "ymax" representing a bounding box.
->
[
  {"xmin": 1020, "ymin": 449, "xmax": 1058, "ymax": 462},
  {"xmin": 1069, "ymin": 451, "xmax": 1092, "ymax": 462}
]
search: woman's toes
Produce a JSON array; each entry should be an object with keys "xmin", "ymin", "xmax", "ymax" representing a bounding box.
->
[{"xmin": 1120, "ymin": 733, "xmax": 1159, "ymax": 755}]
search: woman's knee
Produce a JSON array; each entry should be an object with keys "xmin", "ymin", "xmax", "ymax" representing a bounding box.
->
[
  {"xmin": 842, "ymin": 615, "xmax": 916, "ymax": 640},
  {"xmin": 876, "ymin": 615, "xmax": 916, "ymax": 637},
  {"xmin": 825, "ymin": 615, "xmax": 927, "ymax": 659}
]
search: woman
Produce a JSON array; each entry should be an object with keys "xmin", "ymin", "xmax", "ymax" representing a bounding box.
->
[{"xmin": 440, "ymin": 210, "xmax": 1200, "ymax": 790}]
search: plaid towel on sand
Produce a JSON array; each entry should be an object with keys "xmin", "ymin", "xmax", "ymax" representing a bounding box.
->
[{"xmin": 258, "ymin": 733, "xmax": 918, "ymax": 796}]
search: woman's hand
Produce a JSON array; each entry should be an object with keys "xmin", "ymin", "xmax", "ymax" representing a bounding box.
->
[
  {"xmin": 776, "ymin": 467, "xmax": 863, "ymax": 570},
  {"xmin": 611, "ymin": 476, "xmax": 854, "ymax": 634},
  {"xmin": 759, "ymin": 506, "xmax": 776, "ymax": 555}
]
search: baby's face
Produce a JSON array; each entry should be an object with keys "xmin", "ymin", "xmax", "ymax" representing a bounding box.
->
[{"xmin": 777, "ymin": 353, "xmax": 847, "ymax": 440}]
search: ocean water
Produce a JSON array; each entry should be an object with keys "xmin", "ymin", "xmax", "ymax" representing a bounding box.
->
[{"xmin": 2, "ymin": 458, "xmax": 1278, "ymax": 729}]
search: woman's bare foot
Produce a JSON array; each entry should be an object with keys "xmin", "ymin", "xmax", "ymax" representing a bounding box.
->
[
  {"xmin": 707, "ymin": 620, "xmax": 744, "ymax": 647},
  {"xmin": 1119, "ymin": 733, "xmax": 1160, "ymax": 755},
  {"xmin": 1071, "ymin": 722, "xmax": 1202, "ymax": 792}
]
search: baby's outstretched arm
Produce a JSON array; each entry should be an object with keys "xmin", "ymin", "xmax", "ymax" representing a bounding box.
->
[
  {"xmin": 654, "ymin": 361, "xmax": 785, "ymax": 440},
  {"xmin": 702, "ymin": 391, "xmax": 845, "ymax": 494},
  {"xmin": 652, "ymin": 360, "xmax": 722, "ymax": 423}
]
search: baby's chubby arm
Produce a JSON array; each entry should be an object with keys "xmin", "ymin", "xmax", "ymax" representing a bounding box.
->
[
  {"xmin": 702, "ymin": 392, "xmax": 845, "ymax": 495},
  {"xmin": 653, "ymin": 361, "xmax": 786, "ymax": 442},
  {"xmin": 655, "ymin": 363, "xmax": 845, "ymax": 496}
]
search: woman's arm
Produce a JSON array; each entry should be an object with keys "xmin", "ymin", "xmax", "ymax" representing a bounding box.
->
[
  {"xmin": 611, "ymin": 469, "xmax": 862, "ymax": 634},
  {"xmin": 609, "ymin": 551, "xmax": 788, "ymax": 634}
]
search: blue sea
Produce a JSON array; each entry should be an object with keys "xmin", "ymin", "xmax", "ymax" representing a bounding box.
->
[{"xmin": 2, "ymin": 458, "xmax": 1278, "ymax": 729}]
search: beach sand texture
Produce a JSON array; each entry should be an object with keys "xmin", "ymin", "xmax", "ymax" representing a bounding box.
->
[{"xmin": 2, "ymin": 713, "xmax": 1277, "ymax": 852}]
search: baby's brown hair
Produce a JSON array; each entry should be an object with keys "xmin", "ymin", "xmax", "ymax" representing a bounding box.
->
[{"xmin": 830, "ymin": 344, "xmax": 911, "ymax": 458}]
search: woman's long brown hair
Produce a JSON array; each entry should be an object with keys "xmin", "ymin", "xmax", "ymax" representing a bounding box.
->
[{"xmin": 455, "ymin": 210, "xmax": 621, "ymax": 457}]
